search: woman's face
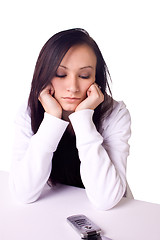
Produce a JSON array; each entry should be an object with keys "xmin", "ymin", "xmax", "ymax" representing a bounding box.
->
[{"xmin": 51, "ymin": 44, "xmax": 97, "ymax": 112}]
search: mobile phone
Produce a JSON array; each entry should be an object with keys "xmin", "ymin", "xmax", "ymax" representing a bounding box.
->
[
  {"xmin": 67, "ymin": 214, "xmax": 112, "ymax": 240},
  {"xmin": 67, "ymin": 214, "xmax": 101, "ymax": 239}
]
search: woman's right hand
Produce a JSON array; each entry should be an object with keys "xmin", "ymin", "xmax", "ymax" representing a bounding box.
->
[{"xmin": 38, "ymin": 84, "xmax": 62, "ymax": 118}]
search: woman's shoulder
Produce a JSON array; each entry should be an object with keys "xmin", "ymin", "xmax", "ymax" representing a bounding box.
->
[
  {"xmin": 100, "ymin": 99, "xmax": 131, "ymax": 132},
  {"xmin": 13, "ymin": 100, "xmax": 34, "ymax": 137},
  {"xmin": 14, "ymin": 100, "xmax": 31, "ymax": 126},
  {"xmin": 112, "ymin": 99, "xmax": 129, "ymax": 116}
]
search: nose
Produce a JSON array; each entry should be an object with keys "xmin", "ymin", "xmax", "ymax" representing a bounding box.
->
[{"xmin": 66, "ymin": 75, "xmax": 79, "ymax": 93}]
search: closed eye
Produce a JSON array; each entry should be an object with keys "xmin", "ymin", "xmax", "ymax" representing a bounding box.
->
[
  {"xmin": 80, "ymin": 75, "xmax": 90, "ymax": 79},
  {"xmin": 56, "ymin": 74, "xmax": 67, "ymax": 78}
]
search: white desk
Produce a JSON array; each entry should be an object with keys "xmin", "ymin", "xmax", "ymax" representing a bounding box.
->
[{"xmin": 0, "ymin": 171, "xmax": 160, "ymax": 240}]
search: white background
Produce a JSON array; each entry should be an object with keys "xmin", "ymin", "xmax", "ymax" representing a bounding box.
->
[{"xmin": 0, "ymin": 0, "xmax": 160, "ymax": 204}]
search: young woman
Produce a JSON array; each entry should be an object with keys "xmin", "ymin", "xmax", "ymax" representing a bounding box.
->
[{"xmin": 9, "ymin": 28, "xmax": 132, "ymax": 210}]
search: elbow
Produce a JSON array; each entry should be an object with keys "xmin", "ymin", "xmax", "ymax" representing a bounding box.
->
[
  {"xmin": 9, "ymin": 176, "xmax": 40, "ymax": 204},
  {"xmin": 90, "ymin": 196, "xmax": 123, "ymax": 211},
  {"xmin": 86, "ymin": 183, "xmax": 126, "ymax": 211},
  {"xmin": 15, "ymin": 194, "xmax": 39, "ymax": 204},
  {"xmin": 10, "ymin": 186, "xmax": 40, "ymax": 204}
]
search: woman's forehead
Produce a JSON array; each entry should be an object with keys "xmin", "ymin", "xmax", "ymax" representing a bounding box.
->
[{"xmin": 59, "ymin": 44, "xmax": 97, "ymax": 70}]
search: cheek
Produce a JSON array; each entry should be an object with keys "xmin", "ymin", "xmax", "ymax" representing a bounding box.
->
[
  {"xmin": 82, "ymin": 79, "xmax": 94, "ymax": 91},
  {"xmin": 51, "ymin": 78, "xmax": 58, "ymax": 88},
  {"xmin": 51, "ymin": 79, "xmax": 62, "ymax": 95},
  {"xmin": 80, "ymin": 83, "xmax": 92, "ymax": 99}
]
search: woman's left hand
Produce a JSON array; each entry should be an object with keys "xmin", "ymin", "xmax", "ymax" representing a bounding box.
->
[{"xmin": 75, "ymin": 83, "xmax": 104, "ymax": 112}]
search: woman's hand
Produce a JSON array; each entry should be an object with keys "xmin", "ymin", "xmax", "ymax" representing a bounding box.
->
[
  {"xmin": 38, "ymin": 84, "xmax": 62, "ymax": 118},
  {"xmin": 75, "ymin": 83, "xmax": 104, "ymax": 112}
]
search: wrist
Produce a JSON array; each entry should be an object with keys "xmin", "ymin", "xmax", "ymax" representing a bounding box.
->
[{"xmin": 46, "ymin": 110, "xmax": 62, "ymax": 119}]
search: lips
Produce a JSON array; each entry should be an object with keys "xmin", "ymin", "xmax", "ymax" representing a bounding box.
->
[
  {"xmin": 62, "ymin": 97, "xmax": 81, "ymax": 102},
  {"xmin": 63, "ymin": 97, "xmax": 80, "ymax": 100}
]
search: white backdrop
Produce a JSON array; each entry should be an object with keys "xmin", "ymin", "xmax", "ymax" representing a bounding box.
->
[{"xmin": 0, "ymin": 0, "xmax": 160, "ymax": 204}]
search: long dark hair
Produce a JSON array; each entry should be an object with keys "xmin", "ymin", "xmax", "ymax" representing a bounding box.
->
[{"xmin": 28, "ymin": 28, "xmax": 113, "ymax": 134}]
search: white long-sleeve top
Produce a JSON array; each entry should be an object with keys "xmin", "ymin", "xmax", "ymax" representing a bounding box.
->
[{"xmin": 9, "ymin": 100, "xmax": 132, "ymax": 210}]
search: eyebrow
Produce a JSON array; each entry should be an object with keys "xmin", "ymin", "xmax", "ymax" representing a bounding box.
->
[
  {"xmin": 59, "ymin": 65, "xmax": 94, "ymax": 70},
  {"xmin": 80, "ymin": 66, "xmax": 94, "ymax": 70}
]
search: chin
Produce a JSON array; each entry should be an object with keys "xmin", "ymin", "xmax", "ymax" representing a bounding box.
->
[
  {"xmin": 63, "ymin": 108, "xmax": 76, "ymax": 112},
  {"xmin": 62, "ymin": 105, "xmax": 77, "ymax": 112}
]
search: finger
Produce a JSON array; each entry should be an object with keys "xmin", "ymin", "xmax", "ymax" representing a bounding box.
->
[
  {"xmin": 49, "ymin": 83, "xmax": 55, "ymax": 95},
  {"xmin": 44, "ymin": 84, "xmax": 55, "ymax": 95},
  {"xmin": 95, "ymin": 84, "xmax": 105, "ymax": 98},
  {"xmin": 90, "ymin": 83, "xmax": 102, "ymax": 96},
  {"xmin": 88, "ymin": 83, "xmax": 98, "ymax": 91},
  {"xmin": 94, "ymin": 83, "xmax": 102, "ymax": 91},
  {"xmin": 94, "ymin": 83, "xmax": 104, "ymax": 102},
  {"xmin": 86, "ymin": 84, "xmax": 96, "ymax": 96}
]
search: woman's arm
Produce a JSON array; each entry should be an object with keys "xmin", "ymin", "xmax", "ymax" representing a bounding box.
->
[
  {"xmin": 69, "ymin": 101, "xmax": 131, "ymax": 210},
  {"xmin": 9, "ymin": 103, "xmax": 68, "ymax": 203}
]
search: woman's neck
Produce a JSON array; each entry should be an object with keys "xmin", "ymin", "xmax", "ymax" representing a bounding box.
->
[
  {"xmin": 62, "ymin": 110, "xmax": 75, "ymax": 135},
  {"xmin": 62, "ymin": 110, "xmax": 73, "ymax": 122}
]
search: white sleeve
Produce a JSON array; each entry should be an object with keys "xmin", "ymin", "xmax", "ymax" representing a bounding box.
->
[
  {"xmin": 69, "ymin": 102, "xmax": 131, "ymax": 210},
  {"xmin": 9, "ymin": 104, "xmax": 69, "ymax": 203}
]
